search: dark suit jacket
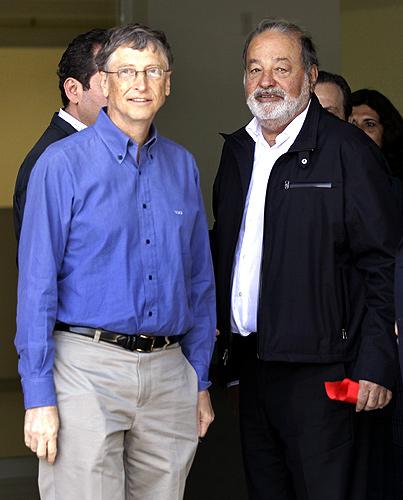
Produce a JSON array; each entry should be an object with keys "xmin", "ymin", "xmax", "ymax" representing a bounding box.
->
[
  {"xmin": 13, "ymin": 113, "xmax": 76, "ymax": 242},
  {"xmin": 212, "ymin": 94, "xmax": 401, "ymax": 389}
]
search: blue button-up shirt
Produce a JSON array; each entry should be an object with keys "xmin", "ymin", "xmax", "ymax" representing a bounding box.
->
[{"xmin": 15, "ymin": 109, "xmax": 216, "ymax": 409}]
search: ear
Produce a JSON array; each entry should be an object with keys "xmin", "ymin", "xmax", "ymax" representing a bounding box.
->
[
  {"xmin": 100, "ymin": 71, "xmax": 110, "ymax": 98},
  {"xmin": 164, "ymin": 72, "xmax": 171, "ymax": 97},
  {"xmin": 63, "ymin": 77, "xmax": 83, "ymax": 105},
  {"xmin": 309, "ymin": 65, "xmax": 318, "ymax": 92}
]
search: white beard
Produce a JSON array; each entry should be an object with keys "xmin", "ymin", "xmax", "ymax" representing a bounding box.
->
[{"xmin": 246, "ymin": 74, "xmax": 311, "ymax": 131}]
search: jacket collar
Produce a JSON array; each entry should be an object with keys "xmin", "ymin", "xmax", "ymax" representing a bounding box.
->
[
  {"xmin": 221, "ymin": 93, "xmax": 322, "ymax": 186},
  {"xmin": 50, "ymin": 112, "xmax": 77, "ymax": 136},
  {"xmin": 224, "ymin": 93, "xmax": 322, "ymax": 149}
]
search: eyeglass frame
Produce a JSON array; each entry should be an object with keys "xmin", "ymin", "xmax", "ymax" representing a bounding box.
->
[{"xmin": 101, "ymin": 66, "xmax": 171, "ymax": 81}]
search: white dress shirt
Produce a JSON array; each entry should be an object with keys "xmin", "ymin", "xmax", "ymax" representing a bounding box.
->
[
  {"xmin": 58, "ymin": 108, "xmax": 87, "ymax": 131},
  {"xmin": 231, "ymin": 103, "xmax": 310, "ymax": 336}
]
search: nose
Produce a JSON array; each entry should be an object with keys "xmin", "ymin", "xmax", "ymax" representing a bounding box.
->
[
  {"xmin": 258, "ymin": 69, "xmax": 276, "ymax": 88},
  {"xmin": 133, "ymin": 70, "xmax": 147, "ymax": 90}
]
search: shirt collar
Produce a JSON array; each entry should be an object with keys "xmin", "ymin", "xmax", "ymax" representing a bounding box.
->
[
  {"xmin": 245, "ymin": 99, "xmax": 311, "ymax": 148},
  {"xmin": 58, "ymin": 108, "xmax": 87, "ymax": 132},
  {"xmin": 93, "ymin": 107, "xmax": 158, "ymax": 164}
]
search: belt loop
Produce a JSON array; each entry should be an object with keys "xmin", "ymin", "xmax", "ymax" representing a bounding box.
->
[{"xmin": 93, "ymin": 329, "xmax": 102, "ymax": 343}]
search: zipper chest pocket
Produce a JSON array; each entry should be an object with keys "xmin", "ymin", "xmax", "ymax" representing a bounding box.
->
[{"xmin": 284, "ymin": 180, "xmax": 332, "ymax": 190}]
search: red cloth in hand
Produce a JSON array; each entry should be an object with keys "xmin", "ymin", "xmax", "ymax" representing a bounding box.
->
[{"xmin": 324, "ymin": 378, "xmax": 359, "ymax": 404}]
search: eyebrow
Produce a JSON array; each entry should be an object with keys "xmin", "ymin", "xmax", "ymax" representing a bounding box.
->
[{"xmin": 247, "ymin": 56, "xmax": 291, "ymax": 65}]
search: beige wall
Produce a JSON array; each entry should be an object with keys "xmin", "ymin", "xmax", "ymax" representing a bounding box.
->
[
  {"xmin": 0, "ymin": 48, "xmax": 62, "ymax": 207},
  {"xmin": 148, "ymin": 0, "xmax": 340, "ymax": 222},
  {"xmin": 341, "ymin": 0, "xmax": 403, "ymax": 114}
]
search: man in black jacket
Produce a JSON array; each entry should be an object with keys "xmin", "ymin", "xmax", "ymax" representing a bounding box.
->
[
  {"xmin": 212, "ymin": 19, "xmax": 401, "ymax": 500},
  {"xmin": 13, "ymin": 28, "xmax": 107, "ymax": 242}
]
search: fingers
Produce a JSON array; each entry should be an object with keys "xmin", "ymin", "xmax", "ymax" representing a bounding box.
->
[
  {"xmin": 357, "ymin": 380, "xmax": 393, "ymax": 412},
  {"xmin": 356, "ymin": 382, "xmax": 369, "ymax": 412},
  {"xmin": 24, "ymin": 406, "xmax": 59, "ymax": 464},
  {"xmin": 364, "ymin": 387, "xmax": 380, "ymax": 411},
  {"xmin": 46, "ymin": 437, "xmax": 58, "ymax": 465},
  {"xmin": 197, "ymin": 390, "xmax": 215, "ymax": 438}
]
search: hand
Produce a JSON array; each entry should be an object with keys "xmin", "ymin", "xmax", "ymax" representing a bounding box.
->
[
  {"xmin": 356, "ymin": 380, "xmax": 392, "ymax": 412},
  {"xmin": 197, "ymin": 390, "xmax": 214, "ymax": 438},
  {"xmin": 24, "ymin": 406, "xmax": 59, "ymax": 464}
]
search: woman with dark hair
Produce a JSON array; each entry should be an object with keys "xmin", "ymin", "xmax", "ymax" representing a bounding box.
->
[
  {"xmin": 351, "ymin": 88, "xmax": 403, "ymax": 499},
  {"xmin": 350, "ymin": 89, "xmax": 403, "ymax": 180}
]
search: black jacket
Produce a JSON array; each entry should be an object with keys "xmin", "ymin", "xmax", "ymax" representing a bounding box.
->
[
  {"xmin": 13, "ymin": 113, "xmax": 76, "ymax": 242},
  {"xmin": 212, "ymin": 94, "xmax": 401, "ymax": 389}
]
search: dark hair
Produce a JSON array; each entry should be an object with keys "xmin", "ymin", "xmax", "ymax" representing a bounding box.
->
[
  {"xmin": 351, "ymin": 89, "xmax": 403, "ymax": 179},
  {"xmin": 96, "ymin": 24, "xmax": 173, "ymax": 71},
  {"xmin": 57, "ymin": 29, "xmax": 108, "ymax": 107},
  {"xmin": 316, "ymin": 70, "xmax": 352, "ymax": 119},
  {"xmin": 242, "ymin": 19, "xmax": 319, "ymax": 74}
]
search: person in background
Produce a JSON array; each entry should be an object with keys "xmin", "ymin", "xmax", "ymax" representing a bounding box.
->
[
  {"xmin": 13, "ymin": 28, "xmax": 108, "ymax": 242},
  {"xmin": 15, "ymin": 23, "xmax": 215, "ymax": 499},
  {"xmin": 350, "ymin": 89, "xmax": 403, "ymax": 181},
  {"xmin": 212, "ymin": 18, "xmax": 401, "ymax": 499},
  {"xmin": 350, "ymin": 88, "xmax": 403, "ymax": 499},
  {"xmin": 314, "ymin": 69, "xmax": 351, "ymax": 120}
]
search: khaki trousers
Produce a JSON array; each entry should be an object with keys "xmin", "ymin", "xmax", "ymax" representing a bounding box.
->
[{"xmin": 39, "ymin": 331, "xmax": 198, "ymax": 500}]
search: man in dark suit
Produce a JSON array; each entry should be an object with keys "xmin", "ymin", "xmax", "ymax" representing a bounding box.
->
[
  {"xmin": 212, "ymin": 19, "xmax": 400, "ymax": 499},
  {"xmin": 13, "ymin": 28, "xmax": 107, "ymax": 242}
]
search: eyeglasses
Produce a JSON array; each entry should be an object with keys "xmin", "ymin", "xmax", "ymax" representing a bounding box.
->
[{"xmin": 102, "ymin": 66, "xmax": 171, "ymax": 82}]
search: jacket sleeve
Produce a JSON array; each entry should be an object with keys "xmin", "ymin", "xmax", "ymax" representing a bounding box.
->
[
  {"xmin": 395, "ymin": 238, "xmax": 403, "ymax": 373},
  {"xmin": 343, "ymin": 136, "xmax": 402, "ymax": 389}
]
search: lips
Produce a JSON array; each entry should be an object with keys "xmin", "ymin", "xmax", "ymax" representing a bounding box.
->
[
  {"xmin": 255, "ymin": 91, "xmax": 284, "ymax": 100},
  {"xmin": 128, "ymin": 97, "xmax": 151, "ymax": 103}
]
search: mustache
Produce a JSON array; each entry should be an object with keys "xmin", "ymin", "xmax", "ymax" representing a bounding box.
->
[{"xmin": 252, "ymin": 87, "xmax": 287, "ymax": 99}]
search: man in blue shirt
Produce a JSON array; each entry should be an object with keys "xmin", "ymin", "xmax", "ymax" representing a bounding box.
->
[{"xmin": 16, "ymin": 24, "xmax": 216, "ymax": 500}]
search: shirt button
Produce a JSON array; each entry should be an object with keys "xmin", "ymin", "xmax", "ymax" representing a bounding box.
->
[
  {"xmin": 301, "ymin": 158, "xmax": 308, "ymax": 165},
  {"xmin": 117, "ymin": 154, "xmax": 123, "ymax": 160},
  {"xmin": 146, "ymin": 239, "xmax": 150, "ymax": 244},
  {"xmin": 148, "ymin": 311, "xmax": 153, "ymax": 317},
  {"xmin": 143, "ymin": 203, "xmax": 147, "ymax": 209},
  {"xmin": 148, "ymin": 275, "xmax": 153, "ymax": 280},
  {"xmin": 238, "ymin": 292, "xmax": 242, "ymax": 297}
]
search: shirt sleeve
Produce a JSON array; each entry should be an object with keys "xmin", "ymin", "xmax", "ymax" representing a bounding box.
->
[
  {"xmin": 15, "ymin": 149, "xmax": 73, "ymax": 409},
  {"xmin": 179, "ymin": 161, "xmax": 216, "ymax": 391}
]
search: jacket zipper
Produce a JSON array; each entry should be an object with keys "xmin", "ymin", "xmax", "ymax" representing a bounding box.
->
[{"xmin": 284, "ymin": 180, "xmax": 332, "ymax": 189}]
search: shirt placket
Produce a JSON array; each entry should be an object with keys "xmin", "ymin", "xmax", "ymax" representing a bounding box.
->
[{"xmin": 138, "ymin": 156, "xmax": 158, "ymax": 330}]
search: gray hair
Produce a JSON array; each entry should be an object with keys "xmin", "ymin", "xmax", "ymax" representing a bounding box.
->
[
  {"xmin": 96, "ymin": 23, "xmax": 173, "ymax": 71},
  {"xmin": 242, "ymin": 19, "xmax": 319, "ymax": 75}
]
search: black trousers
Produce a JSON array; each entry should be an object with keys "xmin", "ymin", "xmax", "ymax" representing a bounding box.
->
[{"xmin": 236, "ymin": 335, "xmax": 365, "ymax": 500}]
